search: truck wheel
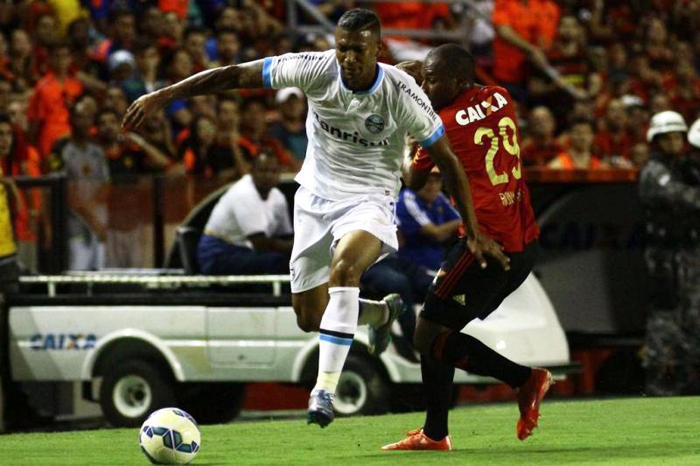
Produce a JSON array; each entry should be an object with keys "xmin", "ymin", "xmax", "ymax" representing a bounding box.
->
[
  {"xmin": 334, "ymin": 354, "xmax": 389, "ymax": 417},
  {"xmin": 177, "ymin": 383, "xmax": 246, "ymax": 424},
  {"xmin": 100, "ymin": 359, "xmax": 176, "ymax": 427}
]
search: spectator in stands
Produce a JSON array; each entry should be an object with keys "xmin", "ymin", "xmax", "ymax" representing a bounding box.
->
[
  {"xmin": 238, "ymin": 99, "xmax": 294, "ymax": 170},
  {"xmin": 465, "ymin": 0, "xmax": 495, "ymax": 65},
  {"xmin": 492, "ymin": 0, "xmax": 560, "ymax": 101},
  {"xmin": 649, "ymin": 93, "xmax": 672, "ymax": 115},
  {"xmin": 131, "ymin": 109, "xmax": 181, "ymax": 174},
  {"xmin": 668, "ymin": 59, "xmax": 700, "ymax": 123},
  {"xmin": 8, "ymin": 28, "xmax": 34, "ymax": 91},
  {"xmin": 521, "ymin": 106, "xmax": 565, "ymax": 167},
  {"xmin": 396, "ymin": 168, "xmax": 460, "ymax": 271},
  {"xmin": 0, "ymin": 112, "xmax": 25, "ymax": 433},
  {"xmin": 528, "ymin": 14, "xmax": 599, "ymax": 126},
  {"xmin": 108, "ymin": 50, "xmax": 136, "ymax": 86},
  {"xmin": 374, "ymin": 1, "xmax": 452, "ymax": 61},
  {"xmin": 595, "ymin": 98, "xmax": 634, "ymax": 163},
  {"xmin": 182, "ymin": 114, "xmax": 243, "ymax": 180},
  {"xmin": 27, "ymin": 41, "xmax": 83, "ymax": 157},
  {"xmin": 268, "ymin": 87, "xmax": 307, "ymax": 164},
  {"xmin": 162, "ymin": 11, "xmax": 186, "ymax": 49},
  {"xmin": 183, "ymin": 27, "xmax": 210, "ymax": 73},
  {"xmin": 0, "ymin": 109, "xmax": 41, "ymax": 272},
  {"xmin": 215, "ymin": 97, "xmax": 250, "ymax": 177},
  {"xmin": 67, "ymin": 17, "xmax": 105, "ymax": 95},
  {"xmin": 196, "ymin": 151, "xmax": 292, "ymax": 275},
  {"xmin": 94, "ymin": 10, "xmax": 136, "ymax": 63},
  {"xmin": 548, "ymin": 119, "xmax": 605, "ymax": 170},
  {"xmin": 644, "ymin": 18, "xmax": 674, "ymax": 74},
  {"xmin": 104, "ymin": 86, "xmax": 130, "ymax": 118},
  {"xmin": 47, "ymin": 99, "xmax": 109, "ymax": 271},
  {"xmin": 209, "ymin": 28, "xmax": 241, "ymax": 67},
  {"xmin": 121, "ymin": 41, "xmax": 164, "ymax": 103},
  {"xmin": 31, "ymin": 12, "xmax": 58, "ymax": 78}
]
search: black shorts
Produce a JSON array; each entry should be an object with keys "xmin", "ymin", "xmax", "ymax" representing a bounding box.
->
[{"xmin": 421, "ymin": 240, "xmax": 539, "ymax": 330}]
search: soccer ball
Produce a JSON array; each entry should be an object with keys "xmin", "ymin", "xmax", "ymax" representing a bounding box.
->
[{"xmin": 139, "ymin": 408, "xmax": 201, "ymax": 464}]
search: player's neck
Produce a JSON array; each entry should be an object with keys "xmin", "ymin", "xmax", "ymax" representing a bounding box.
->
[{"xmin": 344, "ymin": 65, "xmax": 379, "ymax": 93}]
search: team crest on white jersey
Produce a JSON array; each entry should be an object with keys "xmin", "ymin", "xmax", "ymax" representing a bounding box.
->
[
  {"xmin": 365, "ymin": 114, "xmax": 385, "ymax": 134},
  {"xmin": 455, "ymin": 92, "xmax": 509, "ymax": 126}
]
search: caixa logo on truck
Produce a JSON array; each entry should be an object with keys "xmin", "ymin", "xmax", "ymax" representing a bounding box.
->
[{"xmin": 30, "ymin": 333, "xmax": 97, "ymax": 351}]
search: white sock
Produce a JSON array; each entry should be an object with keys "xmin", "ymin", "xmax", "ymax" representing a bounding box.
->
[
  {"xmin": 314, "ymin": 287, "xmax": 360, "ymax": 394},
  {"xmin": 357, "ymin": 298, "xmax": 389, "ymax": 328}
]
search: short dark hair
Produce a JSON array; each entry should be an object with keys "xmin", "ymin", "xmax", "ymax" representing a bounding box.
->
[
  {"xmin": 426, "ymin": 43, "xmax": 475, "ymax": 84},
  {"xmin": 337, "ymin": 8, "xmax": 381, "ymax": 36}
]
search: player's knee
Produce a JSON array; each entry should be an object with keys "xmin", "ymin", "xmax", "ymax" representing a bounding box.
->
[
  {"xmin": 295, "ymin": 311, "xmax": 321, "ymax": 333},
  {"xmin": 293, "ymin": 302, "xmax": 322, "ymax": 332},
  {"xmin": 329, "ymin": 259, "xmax": 363, "ymax": 287}
]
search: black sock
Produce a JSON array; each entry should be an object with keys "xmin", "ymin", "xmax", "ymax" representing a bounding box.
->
[
  {"xmin": 421, "ymin": 354, "xmax": 455, "ymax": 442},
  {"xmin": 432, "ymin": 331, "xmax": 532, "ymax": 389}
]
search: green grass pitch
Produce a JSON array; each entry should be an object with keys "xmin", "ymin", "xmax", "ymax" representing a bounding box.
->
[{"xmin": 0, "ymin": 397, "xmax": 698, "ymax": 465}]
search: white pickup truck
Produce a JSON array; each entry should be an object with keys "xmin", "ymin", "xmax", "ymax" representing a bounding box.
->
[{"xmin": 8, "ymin": 270, "xmax": 572, "ymax": 427}]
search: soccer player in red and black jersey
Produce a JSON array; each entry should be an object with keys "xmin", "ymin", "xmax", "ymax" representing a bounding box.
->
[{"xmin": 382, "ymin": 44, "xmax": 552, "ymax": 451}]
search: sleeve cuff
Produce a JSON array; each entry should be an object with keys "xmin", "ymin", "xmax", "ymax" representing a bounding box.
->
[
  {"xmin": 262, "ymin": 57, "xmax": 273, "ymax": 88},
  {"xmin": 419, "ymin": 125, "xmax": 445, "ymax": 148}
]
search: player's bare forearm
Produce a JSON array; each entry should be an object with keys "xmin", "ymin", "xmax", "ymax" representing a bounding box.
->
[
  {"xmin": 425, "ymin": 136, "xmax": 479, "ymax": 239},
  {"xmin": 159, "ymin": 61, "xmax": 264, "ymax": 100},
  {"xmin": 123, "ymin": 61, "xmax": 264, "ymax": 130}
]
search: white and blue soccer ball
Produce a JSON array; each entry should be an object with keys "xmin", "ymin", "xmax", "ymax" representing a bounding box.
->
[{"xmin": 139, "ymin": 408, "xmax": 201, "ymax": 464}]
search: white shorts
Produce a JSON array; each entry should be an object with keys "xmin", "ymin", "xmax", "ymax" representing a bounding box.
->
[{"xmin": 290, "ymin": 186, "xmax": 398, "ymax": 293}]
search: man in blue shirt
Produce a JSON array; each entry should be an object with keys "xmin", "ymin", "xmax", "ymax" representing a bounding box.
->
[
  {"xmin": 396, "ymin": 169, "xmax": 461, "ymax": 272},
  {"xmin": 361, "ymin": 169, "xmax": 460, "ymax": 358}
]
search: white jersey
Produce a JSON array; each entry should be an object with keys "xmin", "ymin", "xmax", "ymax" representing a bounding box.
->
[
  {"xmin": 263, "ymin": 50, "xmax": 444, "ymax": 201},
  {"xmin": 203, "ymin": 174, "xmax": 293, "ymax": 249}
]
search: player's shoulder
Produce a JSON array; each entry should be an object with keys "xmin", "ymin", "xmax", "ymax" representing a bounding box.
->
[{"xmin": 381, "ymin": 63, "xmax": 423, "ymax": 95}]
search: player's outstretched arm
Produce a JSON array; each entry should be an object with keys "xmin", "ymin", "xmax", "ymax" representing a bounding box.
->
[
  {"xmin": 424, "ymin": 135, "xmax": 510, "ymax": 271},
  {"xmin": 122, "ymin": 60, "xmax": 265, "ymax": 130}
]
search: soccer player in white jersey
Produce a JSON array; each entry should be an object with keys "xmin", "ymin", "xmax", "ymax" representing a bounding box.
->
[{"xmin": 123, "ymin": 8, "xmax": 509, "ymax": 428}]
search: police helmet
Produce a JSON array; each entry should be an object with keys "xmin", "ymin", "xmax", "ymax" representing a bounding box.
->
[
  {"xmin": 646, "ymin": 111, "xmax": 688, "ymax": 142},
  {"xmin": 688, "ymin": 119, "xmax": 700, "ymax": 149}
]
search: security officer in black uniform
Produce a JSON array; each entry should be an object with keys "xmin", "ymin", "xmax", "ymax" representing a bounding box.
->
[{"xmin": 639, "ymin": 111, "xmax": 700, "ymax": 395}]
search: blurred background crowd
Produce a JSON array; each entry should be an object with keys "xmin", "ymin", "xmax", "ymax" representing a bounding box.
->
[{"xmin": 0, "ymin": 0, "xmax": 699, "ymax": 272}]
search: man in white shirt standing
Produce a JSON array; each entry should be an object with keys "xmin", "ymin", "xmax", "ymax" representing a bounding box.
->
[
  {"xmin": 197, "ymin": 151, "xmax": 293, "ymax": 275},
  {"xmin": 123, "ymin": 8, "xmax": 509, "ymax": 428}
]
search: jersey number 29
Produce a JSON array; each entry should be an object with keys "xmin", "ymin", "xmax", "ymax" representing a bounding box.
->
[{"xmin": 474, "ymin": 116, "xmax": 522, "ymax": 186}]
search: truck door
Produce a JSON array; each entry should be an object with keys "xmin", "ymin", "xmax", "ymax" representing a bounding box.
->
[{"xmin": 206, "ymin": 306, "xmax": 277, "ymax": 366}]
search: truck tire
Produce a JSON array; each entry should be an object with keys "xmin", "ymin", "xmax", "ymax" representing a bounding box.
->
[
  {"xmin": 177, "ymin": 383, "xmax": 246, "ymax": 425},
  {"xmin": 100, "ymin": 359, "xmax": 176, "ymax": 427},
  {"xmin": 334, "ymin": 354, "xmax": 390, "ymax": 417}
]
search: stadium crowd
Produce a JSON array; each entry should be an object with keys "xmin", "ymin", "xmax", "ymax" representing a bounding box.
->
[{"xmin": 0, "ymin": 0, "xmax": 698, "ymax": 271}]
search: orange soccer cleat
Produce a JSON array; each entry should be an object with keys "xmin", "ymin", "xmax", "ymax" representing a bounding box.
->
[
  {"xmin": 381, "ymin": 429, "xmax": 453, "ymax": 451},
  {"xmin": 516, "ymin": 368, "xmax": 553, "ymax": 440}
]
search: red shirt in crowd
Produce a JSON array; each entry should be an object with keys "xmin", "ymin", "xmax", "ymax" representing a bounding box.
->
[
  {"xmin": 520, "ymin": 138, "xmax": 567, "ymax": 167},
  {"xmin": 27, "ymin": 71, "xmax": 83, "ymax": 157},
  {"xmin": 594, "ymin": 130, "xmax": 634, "ymax": 159},
  {"xmin": 412, "ymin": 85, "xmax": 539, "ymax": 252},
  {"xmin": 492, "ymin": 0, "xmax": 560, "ymax": 84}
]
